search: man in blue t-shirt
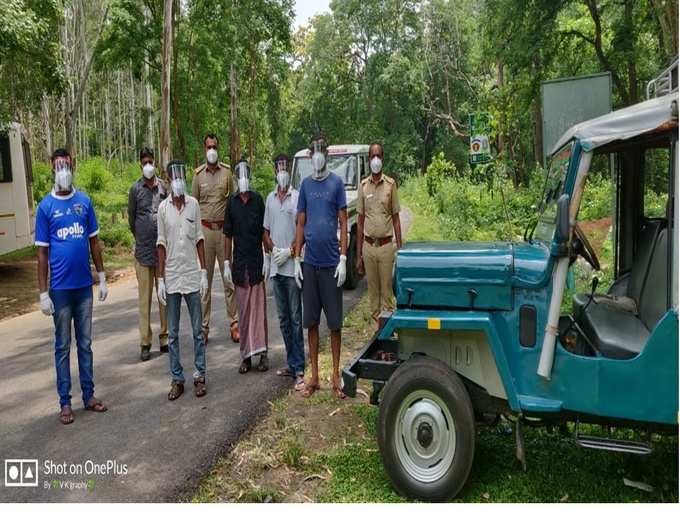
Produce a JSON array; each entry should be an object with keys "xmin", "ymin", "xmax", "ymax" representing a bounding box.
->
[
  {"xmin": 35, "ymin": 148, "xmax": 109, "ymax": 425},
  {"xmin": 293, "ymin": 133, "xmax": 348, "ymax": 399}
]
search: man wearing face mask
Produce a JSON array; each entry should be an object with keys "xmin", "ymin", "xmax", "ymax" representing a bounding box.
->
[
  {"xmin": 223, "ymin": 159, "xmax": 269, "ymax": 374},
  {"xmin": 356, "ymin": 143, "xmax": 402, "ymax": 328},
  {"xmin": 263, "ymin": 154, "xmax": 305, "ymax": 390},
  {"xmin": 192, "ymin": 133, "xmax": 239, "ymax": 345},
  {"xmin": 293, "ymin": 133, "xmax": 348, "ymax": 399},
  {"xmin": 35, "ymin": 148, "xmax": 109, "ymax": 425},
  {"xmin": 128, "ymin": 147, "xmax": 168, "ymax": 361},
  {"xmin": 157, "ymin": 161, "xmax": 209, "ymax": 400}
]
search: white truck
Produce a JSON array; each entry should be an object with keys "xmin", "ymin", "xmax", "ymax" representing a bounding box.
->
[
  {"xmin": 0, "ymin": 123, "xmax": 35, "ymax": 257},
  {"xmin": 292, "ymin": 144, "xmax": 370, "ymax": 289}
]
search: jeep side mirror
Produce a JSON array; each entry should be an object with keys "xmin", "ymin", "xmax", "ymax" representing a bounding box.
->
[{"xmin": 555, "ymin": 194, "xmax": 570, "ymax": 243}]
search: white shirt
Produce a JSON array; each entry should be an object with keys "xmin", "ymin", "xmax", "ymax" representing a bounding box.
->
[
  {"xmin": 156, "ymin": 195, "xmax": 204, "ymax": 294},
  {"xmin": 263, "ymin": 187, "xmax": 298, "ymax": 278}
]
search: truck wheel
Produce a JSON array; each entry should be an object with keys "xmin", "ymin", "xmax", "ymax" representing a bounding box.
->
[
  {"xmin": 378, "ymin": 356, "xmax": 475, "ymax": 502},
  {"xmin": 344, "ymin": 231, "xmax": 360, "ymax": 290}
]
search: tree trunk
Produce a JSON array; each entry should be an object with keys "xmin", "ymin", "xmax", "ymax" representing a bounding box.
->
[
  {"xmin": 229, "ymin": 63, "xmax": 241, "ymax": 166},
  {"xmin": 171, "ymin": 0, "xmax": 186, "ymax": 160},
  {"xmin": 652, "ymin": 0, "xmax": 679, "ymax": 61},
  {"xmin": 532, "ymin": 99, "xmax": 543, "ymax": 167},
  {"xmin": 496, "ymin": 59, "xmax": 505, "ymax": 158},
  {"xmin": 160, "ymin": 0, "xmax": 174, "ymax": 173}
]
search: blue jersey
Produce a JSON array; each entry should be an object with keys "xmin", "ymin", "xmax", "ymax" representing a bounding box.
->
[
  {"xmin": 35, "ymin": 189, "xmax": 99, "ymax": 290},
  {"xmin": 297, "ymin": 173, "xmax": 347, "ymax": 268}
]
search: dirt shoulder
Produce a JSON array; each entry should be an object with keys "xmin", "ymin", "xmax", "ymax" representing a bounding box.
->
[{"xmin": 0, "ymin": 245, "xmax": 135, "ymax": 322}]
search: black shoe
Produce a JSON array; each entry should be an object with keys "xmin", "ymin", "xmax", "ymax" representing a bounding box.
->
[
  {"xmin": 140, "ymin": 346, "xmax": 151, "ymax": 362},
  {"xmin": 160, "ymin": 344, "xmax": 169, "ymax": 354}
]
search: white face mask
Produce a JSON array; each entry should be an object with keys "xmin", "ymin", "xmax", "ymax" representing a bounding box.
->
[
  {"xmin": 206, "ymin": 148, "xmax": 218, "ymax": 165},
  {"xmin": 276, "ymin": 171, "xmax": 290, "ymax": 189},
  {"xmin": 142, "ymin": 163, "xmax": 155, "ymax": 179},
  {"xmin": 238, "ymin": 176, "xmax": 249, "ymax": 193},
  {"xmin": 312, "ymin": 152, "xmax": 325, "ymax": 173},
  {"xmin": 171, "ymin": 178, "xmax": 185, "ymax": 197},
  {"xmin": 54, "ymin": 168, "xmax": 73, "ymax": 192},
  {"xmin": 370, "ymin": 156, "xmax": 383, "ymax": 174}
]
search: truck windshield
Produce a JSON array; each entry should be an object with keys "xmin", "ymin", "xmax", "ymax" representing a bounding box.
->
[
  {"xmin": 294, "ymin": 155, "xmax": 357, "ymax": 188},
  {"xmin": 533, "ymin": 143, "xmax": 573, "ymax": 242}
]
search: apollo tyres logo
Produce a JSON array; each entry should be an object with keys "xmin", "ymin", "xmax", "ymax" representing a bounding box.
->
[
  {"xmin": 56, "ymin": 221, "xmax": 85, "ymax": 240},
  {"xmin": 5, "ymin": 459, "xmax": 39, "ymax": 487}
]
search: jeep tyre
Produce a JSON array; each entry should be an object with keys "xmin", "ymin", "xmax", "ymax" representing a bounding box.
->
[{"xmin": 378, "ymin": 356, "xmax": 475, "ymax": 502}]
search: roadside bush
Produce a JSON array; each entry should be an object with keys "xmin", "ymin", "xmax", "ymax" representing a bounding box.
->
[
  {"xmin": 99, "ymin": 221, "xmax": 134, "ymax": 248},
  {"xmin": 425, "ymin": 152, "xmax": 456, "ymax": 197},
  {"xmin": 32, "ymin": 160, "xmax": 52, "ymax": 203},
  {"xmin": 75, "ymin": 157, "xmax": 112, "ymax": 194}
]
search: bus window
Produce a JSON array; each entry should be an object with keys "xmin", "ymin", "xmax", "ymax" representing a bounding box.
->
[
  {"xmin": 0, "ymin": 134, "xmax": 12, "ymax": 183},
  {"xmin": 22, "ymin": 137, "xmax": 34, "ymax": 212}
]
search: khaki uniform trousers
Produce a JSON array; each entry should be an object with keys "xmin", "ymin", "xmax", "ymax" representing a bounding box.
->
[
  {"xmin": 135, "ymin": 260, "xmax": 168, "ymax": 347},
  {"xmin": 201, "ymin": 225, "xmax": 238, "ymax": 337},
  {"xmin": 363, "ymin": 240, "xmax": 396, "ymax": 324}
]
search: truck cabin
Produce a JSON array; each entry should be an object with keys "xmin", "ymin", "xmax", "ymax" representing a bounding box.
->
[{"xmin": 547, "ymin": 92, "xmax": 678, "ymax": 362}]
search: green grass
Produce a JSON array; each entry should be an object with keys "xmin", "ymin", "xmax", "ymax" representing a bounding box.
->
[
  {"xmin": 317, "ymin": 405, "xmax": 678, "ymax": 503},
  {"xmin": 0, "ymin": 245, "xmax": 36, "ymax": 263}
]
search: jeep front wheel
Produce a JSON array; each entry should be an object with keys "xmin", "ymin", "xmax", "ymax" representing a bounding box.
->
[{"xmin": 377, "ymin": 356, "xmax": 475, "ymax": 502}]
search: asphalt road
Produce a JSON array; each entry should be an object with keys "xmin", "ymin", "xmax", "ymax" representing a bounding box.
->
[{"xmin": 0, "ymin": 268, "xmax": 367, "ymax": 502}]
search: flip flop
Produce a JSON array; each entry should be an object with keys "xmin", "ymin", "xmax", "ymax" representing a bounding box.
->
[
  {"xmin": 59, "ymin": 405, "xmax": 74, "ymax": 425},
  {"xmin": 239, "ymin": 359, "xmax": 251, "ymax": 374},
  {"xmin": 230, "ymin": 322, "xmax": 240, "ymax": 343},
  {"xmin": 332, "ymin": 386, "xmax": 346, "ymax": 400},
  {"xmin": 84, "ymin": 397, "xmax": 108, "ymax": 412},
  {"xmin": 294, "ymin": 375, "xmax": 306, "ymax": 391},
  {"xmin": 301, "ymin": 383, "xmax": 320, "ymax": 398}
]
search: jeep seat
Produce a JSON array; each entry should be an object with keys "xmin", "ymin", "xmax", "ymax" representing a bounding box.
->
[
  {"xmin": 577, "ymin": 228, "xmax": 668, "ymax": 359},
  {"xmin": 573, "ymin": 218, "xmax": 665, "ymax": 317}
]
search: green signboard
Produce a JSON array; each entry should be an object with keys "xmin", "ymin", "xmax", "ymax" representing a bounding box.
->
[{"xmin": 469, "ymin": 112, "xmax": 492, "ymax": 165}]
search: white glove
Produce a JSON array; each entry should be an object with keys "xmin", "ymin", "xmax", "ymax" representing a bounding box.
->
[
  {"xmin": 97, "ymin": 272, "xmax": 108, "ymax": 302},
  {"xmin": 273, "ymin": 246, "xmax": 291, "ymax": 267},
  {"xmin": 158, "ymin": 278, "xmax": 167, "ymax": 306},
  {"xmin": 294, "ymin": 257, "xmax": 303, "ymax": 289},
  {"xmin": 40, "ymin": 291, "xmax": 54, "ymax": 316},
  {"xmin": 200, "ymin": 269, "xmax": 209, "ymax": 300},
  {"xmin": 223, "ymin": 260, "xmax": 233, "ymax": 287},
  {"xmin": 334, "ymin": 254, "xmax": 347, "ymax": 288},
  {"xmin": 263, "ymin": 252, "xmax": 271, "ymax": 280}
]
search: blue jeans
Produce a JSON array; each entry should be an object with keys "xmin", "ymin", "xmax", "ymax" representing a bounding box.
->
[
  {"xmin": 272, "ymin": 274, "xmax": 305, "ymax": 375},
  {"xmin": 166, "ymin": 291, "xmax": 206, "ymax": 383},
  {"xmin": 50, "ymin": 286, "xmax": 94, "ymax": 407}
]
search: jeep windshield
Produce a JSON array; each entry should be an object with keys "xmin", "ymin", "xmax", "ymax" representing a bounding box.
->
[
  {"xmin": 533, "ymin": 142, "xmax": 573, "ymax": 243},
  {"xmin": 294, "ymin": 155, "xmax": 357, "ymax": 188}
]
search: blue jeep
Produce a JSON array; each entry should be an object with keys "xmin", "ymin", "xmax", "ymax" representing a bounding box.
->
[{"xmin": 343, "ymin": 66, "xmax": 679, "ymax": 501}]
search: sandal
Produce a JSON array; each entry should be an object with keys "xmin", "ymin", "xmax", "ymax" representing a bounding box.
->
[
  {"xmin": 294, "ymin": 375, "xmax": 305, "ymax": 391},
  {"xmin": 194, "ymin": 377, "xmax": 207, "ymax": 397},
  {"xmin": 239, "ymin": 358, "xmax": 251, "ymax": 374},
  {"xmin": 276, "ymin": 367, "xmax": 293, "ymax": 377},
  {"xmin": 84, "ymin": 397, "xmax": 108, "ymax": 412},
  {"xmin": 59, "ymin": 405, "xmax": 74, "ymax": 425},
  {"xmin": 257, "ymin": 354, "xmax": 269, "ymax": 372},
  {"xmin": 168, "ymin": 381, "xmax": 184, "ymax": 401},
  {"xmin": 230, "ymin": 322, "xmax": 240, "ymax": 343},
  {"xmin": 301, "ymin": 382, "xmax": 320, "ymax": 398},
  {"xmin": 332, "ymin": 386, "xmax": 347, "ymax": 400}
]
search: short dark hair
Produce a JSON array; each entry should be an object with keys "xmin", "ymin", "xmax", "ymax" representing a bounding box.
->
[
  {"xmin": 139, "ymin": 147, "xmax": 154, "ymax": 162},
  {"xmin": 204, "ymin": 133, "xmax": 219, "ymax": 145},
  {"xmin": 369, "ymin": 143, "xmax": 384, "ymax": 157},
  {"xmin": 51, "ymin": 148, "xmax": 70, "ymax": 162},
  {"xmin": 273, "ymin": 153, "xmax": 289, "ymax": 164},
  {"xmin": 309, "ymin": 131, "xmax": 328, "ymax": 153},
  {"xmin": 166, "ymin": 159, "xmax": 185, "ymax": 172}
]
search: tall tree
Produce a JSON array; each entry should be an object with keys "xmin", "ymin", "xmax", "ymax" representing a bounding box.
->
[{"xmin": 160, "ymin": 0, "xmax": 173, "ymax": 171}]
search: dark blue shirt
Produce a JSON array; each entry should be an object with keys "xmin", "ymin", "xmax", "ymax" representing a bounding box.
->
[{"xmin": 297, "ymin": 173, "xmax": 347, "ymax": 268}]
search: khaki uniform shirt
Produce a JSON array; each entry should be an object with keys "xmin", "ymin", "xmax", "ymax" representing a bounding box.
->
[
  {"xmin": 357, "ymin": 173, "xmax": 400, "ymax": 238},
  {"xmin": 191, "ymin": 162, "xmax": 233, "ymax": 222}
]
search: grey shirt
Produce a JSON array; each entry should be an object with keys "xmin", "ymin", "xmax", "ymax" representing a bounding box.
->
[
  {"xmin": 263, "ymin": 187, "xmax": 298, "ymax": 278},
  {"xmin": 128, "ymin": 177, "xmax": 167, "ymax": 266}
]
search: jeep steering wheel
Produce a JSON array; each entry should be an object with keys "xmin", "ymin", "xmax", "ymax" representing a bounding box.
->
[{"xmin": 572, "ymin": 223, "xmax": 600, "ymax": 271}]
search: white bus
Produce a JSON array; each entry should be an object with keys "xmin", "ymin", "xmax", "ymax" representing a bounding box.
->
[{"xmin": 0, "ymin": 123, "xmax": 35, "ymax": 256}]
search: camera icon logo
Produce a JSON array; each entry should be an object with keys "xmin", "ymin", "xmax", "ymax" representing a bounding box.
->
[{"xmin": 4, "ymin": 459, "xmax": 39, "ymax": 487}]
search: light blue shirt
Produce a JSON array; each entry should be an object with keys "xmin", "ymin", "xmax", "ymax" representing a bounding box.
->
[{"xmin": 263, "ymin": 187, "xmax": 298, "ymax": 278}]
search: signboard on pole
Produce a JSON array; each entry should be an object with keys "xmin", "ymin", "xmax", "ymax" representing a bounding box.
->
[
  {"xmin": 541, "ymin": 72, "xmax": 612, "ymax": 164},
  {"xmin": 469, "ymin": 112, "xmax": 492, "ymax": 165}
]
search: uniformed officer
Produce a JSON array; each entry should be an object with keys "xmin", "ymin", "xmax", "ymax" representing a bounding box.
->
[
  {"xmin": 192, "ymin": 133, "xmax": 239, "ymax": 343},
  {"xmin": 356, "ymin": 142, "xmax": 402, "ymax": 326}
]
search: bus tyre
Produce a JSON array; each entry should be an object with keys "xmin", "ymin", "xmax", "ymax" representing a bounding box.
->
[
  {"xmin": 344, "ymin": 231, "xmax": 360, "ymax": 290},
  {"xmin": 378, "ymin": 356, "xmax": 475, "ymax": 502}
]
